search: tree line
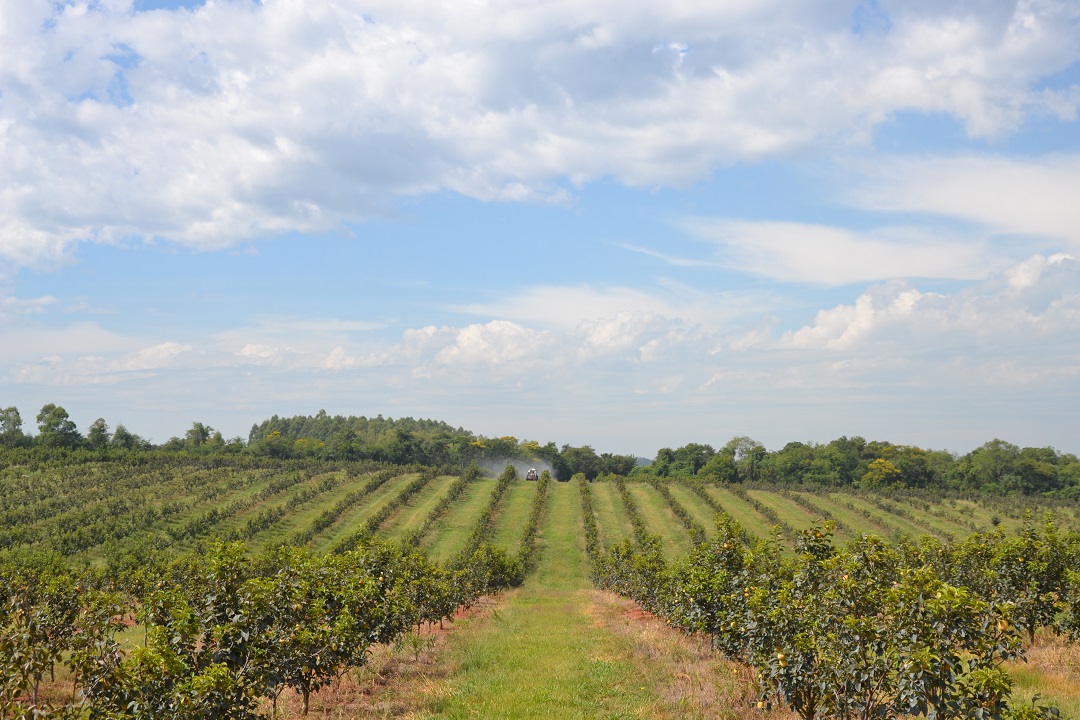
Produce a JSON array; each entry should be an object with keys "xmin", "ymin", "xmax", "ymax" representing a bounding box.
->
[
  {"xmin": 3, "ymin": 404, "xmax": 1078, "ymax": 494},
  {"xmin": 637, "ymin": 436, "xmax": 1080, "ymax": 497},
  {"xmin": 0, "ymin": 406, "xmax": 637, "ymax": 481}
]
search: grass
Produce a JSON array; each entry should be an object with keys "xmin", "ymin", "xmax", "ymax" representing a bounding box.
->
[
  {"xmin": 589, "ymin": 480, "xmax": 635, "ymax": 550},
  {"xmin": 422, "ymin": 478, "xmax": 497, "ymax": 561},
  {"xmin": 953, "ymin": 497, "xmax": 1023, "ymax": 533},
  {"xmin": 665, "ymin": 482, "xmax": 722, "ymax": 539},
  {"xmin": 625, "ymin": 481, "xmax": 695, "ymax": 558},
  {"xmin": 789, "ymin": 491, "xmax": 895, "ymax": 540},
  {"xmin": 16, "ymin": 465, "xmax": 1080, "ymax": 718},
  {"xmin": 306, "ymin": 472, "xmax": 418, "ymax": 552},
  {"xmin": 744, "ymin": 490, "xmax": 818, "ymax": 536},
  {"xmin": 373, "ymin": 480, "xmax": 794, "ymax": 720},
  {"xmin": 826, "ymin": 493, "xmax": 927, "ymax": 540},
  {"xmin": 488, "ymin": 480, "xmax": 538, "ymax": 554},
  {"xmin": 379, "ymin": 474, "xmax": 460, "ymax": 544},
  {"xmin": 1005, "ymin": 633, "xmax": 1080, "ymax": 718},
  {"xmin": 701, "ymin": 487, "xmax": 772, "ymax": 541}
]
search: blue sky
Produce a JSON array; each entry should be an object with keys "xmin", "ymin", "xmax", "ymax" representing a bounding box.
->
[{"xmin": 1, "ymin": 0, "xmax": 1079, "ymax": 456}]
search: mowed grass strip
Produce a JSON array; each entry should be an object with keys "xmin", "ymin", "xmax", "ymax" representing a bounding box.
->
[
  {"xmin": 829, "ymin": 494, "xmax": 934, "ymax": 540},
  {"xmin": 790, "ymin": 492, "xmax": 897, "ymax": 541},
  {"xmin": 666, "ymin": 482, "xmax": 722, "ymax": 539},
  {"xmin": 488, "ymin": 480, "xmax": 538, "ymax": 555},
  {"xmin": 861, "ymin": 496, "xmax": 968, "ymax": 539},
  {"xmin": 744, "ymin": 490, "xmax": 820, "ymax": 537},
  {"xmin": 165, "ymin": 468, "xmax": 306, "ymax": 544},
  {"xmin": 379, "ymin": 474, "xmax": 461, "ymax": 544},
  {"xmin": 589, "ymin": 480, "xmax": 634, "ymax": 551},
  {"xmin": 28, "ymin": 464, "xmax": 248, "ymax": 543},
  {"xmin": 233, "ymin": 471, "xmax": 357, "ymax": 553},
  {"xmin": 300, "ymin": 472, "xmax": 419, "ymax": 553},
  {"xmin": 703, "ymin": 486, "xmax": 775, "ymax": 539},
  {"xmin": 625, "ymin": 481, "xmax": 695, "ymax": 558},
  {"xmin": 421, "ymin": 477, "xmax": 497, "ymax": 561},
  {"xmin": 409, "ymin": 481, "xmax": 795, "ymax": 720},
  {"xmin": 414, "ymin": 478, "xmax": 659, "ymax": 720}
]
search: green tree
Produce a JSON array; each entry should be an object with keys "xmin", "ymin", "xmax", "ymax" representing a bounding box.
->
[
  {"xmin": 109, "ymin": 424, "xmax": 149, "ymax": 451},
  {"xmin": 670, "ymin": 443, "xmax": 715, "ymax": 475},
  {"xmin": 560, "ymin": 445, "xmax": 603, "ymax": 479},
  {"xmin": 184, "ymin": 421, "xmax": 214, "ymax": 448},
  {"xmin": 0, "ymin": 406, "xmax": 25, "ymax": 448},
  {"xmin": 723, "ymin": 436, "xmax": 766, "ymax": 482},
  {"xmin": 698, "ymin": 452, "xmax": 737, "ymax": 482},
  {"xmin": 600, "ymin": 452, "xmax": 638, "ymax": 476},
  {"xmin": 35, "ymin": 403, "xmax": 81, "ymax": 448},
  {"xmin": 86, "ymin": 418, "xmax": 110, "ymax": 451}
]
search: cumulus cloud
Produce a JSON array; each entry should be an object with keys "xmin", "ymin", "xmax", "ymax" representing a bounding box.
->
[
  {"xmin": 779, "ymin": 253, "xmax": 1080, "ymax": 352},
  {"xmin": 2, "ymin": 0, "xmax": 1078, "ymax": 268}
]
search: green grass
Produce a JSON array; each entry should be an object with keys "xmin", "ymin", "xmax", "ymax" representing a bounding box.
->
[
  {"xmin": 207, "ymin": 471, "xmax": 336, "ymax": 538},
  {"xmin": 701, "ymin": 486, "xmax": 772, "ymax": 541},
  {"xmin": 422, "ymin": 478, "xmax": 497, "ymax": 561},
  {"xmin": 744, "ymin": 490, "xmax": 818, "ymax": 535},
  {"xmin": 303, "ymin": 472, "xmax": 418, "ymax": 552},
  {"xmin": 413, "ymin": 482, "xmax": 666, "ymax": 719},
  {"xmin": 872, "ymin": 496, "xmax": 971, "ymax": 538},
  {"xmin": 10, "ymin": 460, "xmax": 1080, "ymax": 718},
  {"xmin": 789, "ymin": 491, "xmax": 897, "ymax": 540},
  {"xmin": 665, "ymin": 483, "xmax": 721, "ymax": 538},
  {"xmin": 1006, "ymin": 638, "xmax": 1080, "ymax": 720},
  {"xmin": 589, "ymin": 480, "xmax": 635, "ymax": 551},
  {"xmin": 489, "ymin": 480, "xmax": 538, "ymax": 554},
  {"xmin": 953, "ymin": 498, "xmax": 1022, "ymax": 533},
  {"xmin": 829, "ymin": 493, "xmax": 932, "ymax": 540},
  {"xmin": 625, "ymin": 482, "xmax": 695, "ymax": 558},
  {"xmin": 379, "ymin": 474, "xmax": 460, "ymax": 544}
]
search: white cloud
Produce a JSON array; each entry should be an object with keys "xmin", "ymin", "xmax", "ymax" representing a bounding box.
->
[
  {"xmin": 452, "ymin": 286, "xmax": 677, "ymax": 331},
  {"xmin": 0, "ymin": 294, "xmax": 58, "ymax": 323},
  {"xmin": 3, "ymin": 0, "xmax": 1078, "ymax": 267},
  {"xmin": 577, "ymin": 311, "xmax": 665, "ymax": 360},
  {"xmin": 681, "ymin": 218, "xmax": 1001, "ymax": 285},
  {"xmin": 109, "ymin": 341, "xmax": 191, "ymax": 372},
  {"xmin": 9, "ymin": 339, "xmax": 191, "ymax": 385},
  {"xmin": 780, "ymin": 253, "xmax": 1080, "ymax": 351},
  {"xmin": 453, "ymin": 282, "xmax": 778, "ymax": 332},
  {"xmin": 849, "ymin": 154, "xmax": 1080, "ymax": 247},
  {"xmin": 433, "ymin": 320, "xmax": 553, "ymax": 367},
  {"xmin": 781, "ymin": 283, "xmax": 932, "ymax": 349}
]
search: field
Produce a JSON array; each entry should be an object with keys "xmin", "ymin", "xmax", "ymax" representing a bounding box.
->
[{"xmin": 2, "ymin": 456, "xmax": 1079, "ymax": 718}]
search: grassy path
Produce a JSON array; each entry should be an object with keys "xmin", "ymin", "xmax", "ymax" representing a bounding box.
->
[
  {"xmin": 415, "ymin": 480, "xmax": 658, "ymax": 718},
  {"xmin": 408, "ymin": 481, "xmax": 784, "ymax": 720}
]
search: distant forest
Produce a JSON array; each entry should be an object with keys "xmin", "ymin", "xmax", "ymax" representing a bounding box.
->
[{"xmin": 1, "ymin": 403, "xmax": 1078, "ymax": 495}]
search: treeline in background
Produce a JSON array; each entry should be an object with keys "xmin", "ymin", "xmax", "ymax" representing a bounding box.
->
[{"xmin": 2, "ymin": 403, "xmax": 1077, "ymax": 496}]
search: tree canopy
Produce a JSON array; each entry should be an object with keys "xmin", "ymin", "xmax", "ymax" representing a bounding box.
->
[{"xmin": 1, "ymin": 403, "xmax": 1076, "ymax": 495}]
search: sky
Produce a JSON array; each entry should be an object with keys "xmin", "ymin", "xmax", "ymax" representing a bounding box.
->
[{"xmin": 1, "ymin": 0, "xmax": 1079, "ymax": 457}]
